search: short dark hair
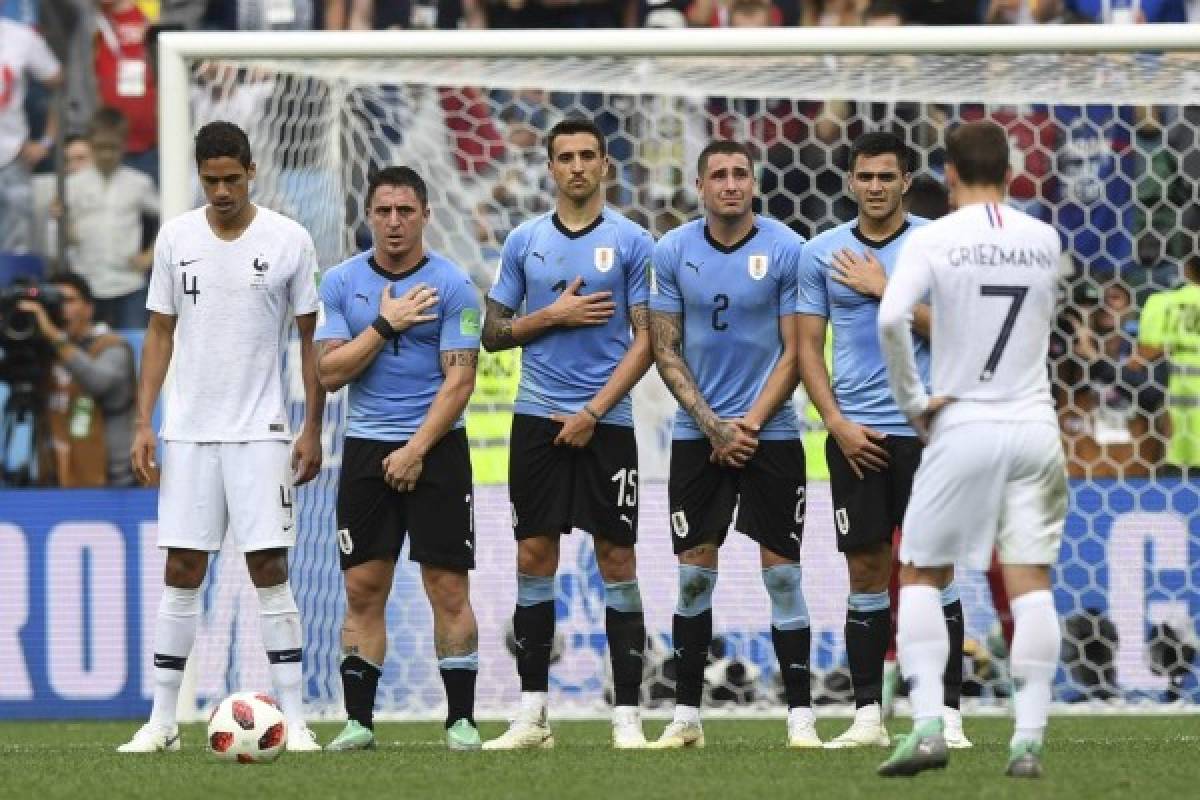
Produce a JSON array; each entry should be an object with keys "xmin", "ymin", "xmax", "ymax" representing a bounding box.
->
[
  {"xmin": 946, "ymin": 120, "xmax": 1010, "ymax": 188},
  {"xmin": 54, "ymin": 272, "xmax": 95, "ymax": 305},
  {"xmin": 63, "ymin": 132, "xmax": 90, "ymax": 149},
  {"xmin": 904, "ymin": 174, "xmax": 949, "ymax": 219},
  {"xmin": 697, "ymin": 140, "xmax": 755, "ymax": 177},
  {"xmin": 89, "ymin": 106, "xmax": 128, "ymax": 137},
  {"xmin": 849, "ymin": 131, "xmax": 912, "ymax": 173},
  {"xmin": 194, "ymin": 120, "xmax": 253, "ymax": 168},
  {"xmin": 545, "ymin": 117, "xmax": 607, "ymax": 160},
  {"xmin": 366, "ymin": 165, "xmax": 429, "ymax": 209}
]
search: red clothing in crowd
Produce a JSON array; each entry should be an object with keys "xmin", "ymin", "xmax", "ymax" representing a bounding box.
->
[{"xmin": 94, "ymin": 4, "xmax": 157, "ymax": 154}]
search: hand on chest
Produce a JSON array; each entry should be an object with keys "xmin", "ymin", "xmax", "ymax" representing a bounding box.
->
[{"xmin": 526, "ymin": 241, "xmax": 624, "ymax": 303}]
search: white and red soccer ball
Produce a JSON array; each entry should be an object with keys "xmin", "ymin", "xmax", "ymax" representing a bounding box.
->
[{"xmin": 207, "ymin": 691, "xmax": 287, "ymax": 764}]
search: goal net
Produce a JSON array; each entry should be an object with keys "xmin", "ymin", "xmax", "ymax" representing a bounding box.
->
[{"xmin": 157, "ymin": 28, "xmax": 1200, "ymax": 718}]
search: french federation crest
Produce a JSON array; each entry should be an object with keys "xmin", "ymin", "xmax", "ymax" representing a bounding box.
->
[
  {"xmin": 748, "ymin": 254, "xmax": 768, "ymax": 280},
  {"xmin": 594, "ymin": 247, "xmax": 615, "ymax": 273}
]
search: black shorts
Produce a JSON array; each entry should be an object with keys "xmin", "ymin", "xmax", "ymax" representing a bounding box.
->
[
  {"xmin": 826, "ymin": 434, "xmax": 923, "ymax": 554},
  {"xmin": 509, "ymin": 414, "xmax": 638, "ymax": 545},
  {"xmin": 668, "ymin": 438, "xmax": 806, "ymax": 561},
  {"xmin": 336, "ymin": 430, "xmax": 475, "ymax": 571}
]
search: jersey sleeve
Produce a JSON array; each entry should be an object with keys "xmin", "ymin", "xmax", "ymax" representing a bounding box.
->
[
  {"xmin": 289, "ymin": 229, "xmax": 320, "ymax": 315},
  {"xmin": 440, "ymin": 274, "xmax": 483, "ymax": 352},
  {"xmin": 314, "ymin": 269, "xmax": 351, "ymax": 342},
  {"xmin": 487, "ymin": 226, "xmax": 527, "ymax": 311},
  {"xmin": 1137, "ymin": 292, "xmax": 1167, "ymax": 350},
  {"xmin": 648, "ymin": 236, "xmax": 683, "ymax": 314},
  {"xmin": 878, "ymin": 231, "xmax": 935, "ymax": 416},
  {"xmin": 779, "ymin": 234, "xmax": 801, "ymax": 317},
  {"xmin": 625, "ymin": 228, "xmax": 654, "ymax": 308},
  {"xmin": 795, "ymin": 241, "xmax": 829, "ymax": 318},
  {"xmin": 145, "ymin": 227, "xmax": 176, "ymax": 315},
  {"xmin": 26, "ymin": 27, "xmax": 61, "ymax": 82}
]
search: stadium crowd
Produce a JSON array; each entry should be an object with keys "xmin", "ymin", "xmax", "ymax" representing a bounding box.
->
[{"xmin": 2, "ymin": 0, "xmax": 1199, "ymax": 486}]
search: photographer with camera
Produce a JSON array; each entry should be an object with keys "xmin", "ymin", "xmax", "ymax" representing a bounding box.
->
[{"xmin": 15, "ymin": 273, "xmax": 136, "ymax": 487}]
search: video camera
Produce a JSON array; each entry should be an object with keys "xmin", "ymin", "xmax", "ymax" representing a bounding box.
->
[{"xmin": 0, "ymin": 281, "xmax": 66, "ymax": 386}]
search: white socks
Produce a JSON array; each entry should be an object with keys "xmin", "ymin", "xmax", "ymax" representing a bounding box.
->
[
  {"xmin": 897, "ymin": 585, "xmax": 948, "ymax": 726},
  {"xmin": 150, "ymin": 587, "xmax": 200, "ymax": 729},
  {"xmin": 1010, "ymin": 589, "xmax": 1059, "ymax": 746},
  {"xmin": 257, "ymin": 582, "xmax": 305, "ymax": 725},
  {"xmin": 519, "ymin": 690, "xmax": 548, "ymax": 722},
  {"xmin": 673, "ymin": 704, "xmax": 701, "ymax": 725}
]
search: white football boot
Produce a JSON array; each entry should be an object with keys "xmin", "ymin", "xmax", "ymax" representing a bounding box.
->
[
  {"xmin": 286, "ymin": 723, "xmax": 323, "ymax": 752},
  {"xmin": 786, "ymin": 707, "xmax": 822, "ymax": 748},
  {"xmin": 482, "ymin": 707, "xmax": 555, "ymax": 750},
  {"xmin": 942, "ymin": 707, "xmax": 974, "ymax": 749},
  {"xmin": 611, "ymin": 707, "xmax": 648, "ymax": 749},
  {"xmin": 824, "ymin": 702, "xmax": 890, "ymax": 749},
  {"xmin": 649, "ymin": 719, "xmax": 705, "ymax": 749},
  {"xmin": 117, "ymin": 722, "xmax": 181, "ymax": 753}
]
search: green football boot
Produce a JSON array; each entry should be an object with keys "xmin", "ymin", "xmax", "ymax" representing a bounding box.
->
[
  {"xmin": 327, "ymin": 720, "xmax": 377, "ymax": 752},
  {"xmin": 1005, "ymin": 739, "xmax": 1044, "ymax": 778},
  {"xmin": 446, "ymin": 718, "xmax": 482, "ymax": 751},
  {"xmin": 877, "ymin": 718, "xmax": 948, "ymax": 777}
]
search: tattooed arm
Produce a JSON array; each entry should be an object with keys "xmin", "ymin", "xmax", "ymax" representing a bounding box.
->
[
  {"xmin": 481, "ymin": 282, "xmax": 616, "ymax": 352},
  {"xmin": 649, "ymin": 309, "xmax": 757, "ymax": 464},
  {"xmin": 382, "ymin": 348, "xmax": 478, "ymax": 492}
]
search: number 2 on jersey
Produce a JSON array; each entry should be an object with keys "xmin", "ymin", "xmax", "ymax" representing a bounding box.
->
[
  {"xmin": 711, "ymin": 293, "xmax": 729, "ymax": 331},
  {"xmin": 978, "ymin": 284, "xmax": 1029, "ymax": 381}
]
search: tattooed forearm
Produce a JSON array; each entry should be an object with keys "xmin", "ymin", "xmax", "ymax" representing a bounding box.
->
[
  {"xmin": 629, "ymin": 303, "xmax": 649, "ymax": 331},
  {"xmin": 440, "ymin": 349, "xmax": 479, "ymax": 369},
  {"xmin": 482, "ymin": 297, "xmax": 519, "ymax": 352},
  {"xmin": 648, "ymin": 310, "xmax": 721, "ymax": 438}
]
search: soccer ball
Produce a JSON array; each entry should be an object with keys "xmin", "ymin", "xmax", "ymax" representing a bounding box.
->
[{"xmin": 207, "ymin": 691, "xmax": 287, "ymax": 764}]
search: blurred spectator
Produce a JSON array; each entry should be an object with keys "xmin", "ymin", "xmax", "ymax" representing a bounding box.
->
[
  {"xmin": 1136, "ymin": 253, "xmax": 1200, "ymax": 473},
  {"xmin": 17, "ymin": 273, "xmax": 137, "ymax": 487},
  {"xmin": 480, "ymin": 0, "xmax": 637, "ymax": 27},
  {"xmin": 985, "ymin": 0, "xmax": 1037, "ymax": 22},
  {"xmin": 802, "ymin": 0, "xmax": 862, "ymax": 25},
  {"xmin": 93, "ymin": 0, "xmax": 158, "ymax": 181},
  {"xmin": 200, "ymin": 0, "xmax": 317, "ymax": 30},
  {"xmin": 0, "ymin": 17, "xmax": 62, "ymax": 254},
  {"xmin": 686, "ymin": 0, "xmax": 799, "ymax": 25},
  {"xmin": 1, "ymin": 0, "xmax": 35, "ymax": 23},
  {"xmin": 1130, "ymin": 105, "xmax": 1192, "ymax": 266},
  {"xmin": 1035, "ymin": 0, "xmax": 1186, "ymax": 22},
  {"xmin": 864, "ymin": 0, "xmax": 904, "ymax": 24},
  {"xmin": 62, "ymin": 107, "xmax": 159, "ymax": 329},
  {"xmin": 31, "ymin": 133, "xmax": 92, "ymax": 260}
]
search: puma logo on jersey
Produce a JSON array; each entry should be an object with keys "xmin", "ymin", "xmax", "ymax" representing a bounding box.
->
[
  {"xmin": 354, "ymin": 292, "xmax": 370, "ymax": 304},
  {"xmin": 531, "ymin": 251, "xmax": 547, "ymax": 266},
  {"xmin": 685, "ymin": 260, "xmax": 702, "ymax": 274}
]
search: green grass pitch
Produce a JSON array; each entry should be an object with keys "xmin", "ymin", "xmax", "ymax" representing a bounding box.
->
[{"xmin": 1, "ymin": 716, "xmax": 1195, "ymax": 799}]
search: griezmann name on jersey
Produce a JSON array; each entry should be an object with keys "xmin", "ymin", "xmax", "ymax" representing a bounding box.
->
[
  {"xmin": 797, "ymin": 216, "xmax": 930, "ymax": 436},
  {"xmin": 488, "ymin": 209, "xmax": 653, "ymax": 428},
  {"xmin": 315, "ymin": 250, "xmax": 482, "ymax": 440},
  {"xmin": 649, "ymin": 216, "xmax": 803, "ymax": 440}
]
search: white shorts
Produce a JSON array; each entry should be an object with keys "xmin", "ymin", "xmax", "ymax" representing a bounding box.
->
[
  {"xmin": 899, "ymin": 420, "xmax": 1068, "ymax": 571},
  {"xmin": 158, "ymin": 441, "xmax": 296, "ymax": 553}
]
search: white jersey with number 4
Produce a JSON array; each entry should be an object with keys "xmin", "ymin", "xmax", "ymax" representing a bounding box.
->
[
  {"xmin": 147, "ymin": 205, "xmax": 319, "ymax": 442},
  {"xmin": 878, "ymin": 201, "xmax": 1060, "ymax": 430}
]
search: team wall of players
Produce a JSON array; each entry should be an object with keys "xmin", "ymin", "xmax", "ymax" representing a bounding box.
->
[{"xmin": 110, "ymin": 115, "xmax": 1066, "ymax": 778}]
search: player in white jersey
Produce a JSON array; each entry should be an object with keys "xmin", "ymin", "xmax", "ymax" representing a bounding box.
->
[
  {"xmin": 119, "ymin": 121, "xmax": 326, "ymax": 754},
  {"xmin": 876, "ymin": 121, "xmax": 1067, "ymax": 779}
]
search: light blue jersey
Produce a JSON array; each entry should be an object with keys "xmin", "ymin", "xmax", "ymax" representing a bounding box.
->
[
  {"xmin": 649, "ymin": 216, "xmax": 803, "ymax": 441},
  {"xmin": 796, "ymin": 216, "xmax": 931, "ymax": 436},
  {"xmin": 488, "ymin": 208, "xmax": 653, "ymax": 427},
  {"xmin": 315, "ymin": 250, "xmax": 482, "ymax": 440}
]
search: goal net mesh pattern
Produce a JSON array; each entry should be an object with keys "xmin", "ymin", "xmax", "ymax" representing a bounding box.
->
[{"xmin": 175, "ymin": 49, "xmax": 1200, "ymax": 717}]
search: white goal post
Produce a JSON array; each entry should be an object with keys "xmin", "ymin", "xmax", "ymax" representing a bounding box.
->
[{"xmin": 151, "ymin": 26, "xmax": 1200, "ymax": 720}]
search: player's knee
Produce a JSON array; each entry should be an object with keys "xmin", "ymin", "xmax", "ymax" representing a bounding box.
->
[
  {"xmin": 846, "ymin": 545, "xmax": 891, "ymax": 593},
  {"xmin": 675, "ymin": 564, "xmax": 717, "ymax": 618},
  {"xmin": 246, "ymin": 549, "xmax": 289, "ymax": 588},
  {"xmin": 595, "ymin": 542, "xmax": 636, "ymax": 583},
  {"xmin": 516, "ymin": 537, "xmax": 559, "ymax": 576},
  {"xmin": 163, "ymin": 550, "xmax": 207, "ymax": 589},
  {"xmin": 344, "ymin": 574, "xmax": 389, "ymax": 618},
  {"xmin": 762, "ymin": 563, "xmax": 809, "ymax": 630},
  {"xmin": 423, "ymin": 567, "xmax": 470, "ymax": 615}
]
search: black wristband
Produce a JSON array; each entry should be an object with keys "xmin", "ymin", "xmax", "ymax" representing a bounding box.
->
[{"xmin": 372, "ymin": 315, "xmax": 395, "ymax": 339}]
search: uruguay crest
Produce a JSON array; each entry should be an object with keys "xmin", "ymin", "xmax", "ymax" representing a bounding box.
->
[
  {"xmin": 594, "ymin": 247, "xmax": 615, "ymax": 273},
  {"xmin": 748, "ymin": 254, "xmax": 768, "ymax": 280}
]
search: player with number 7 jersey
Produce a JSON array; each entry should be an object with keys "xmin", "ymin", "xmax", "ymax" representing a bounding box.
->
[
  {"xmin": 647, "ymin": 140, "xmax": 818, "ymax": 750},
  {"xmin": 481, "ymin": 117, "xmax": 656, "ymax": 751}
]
